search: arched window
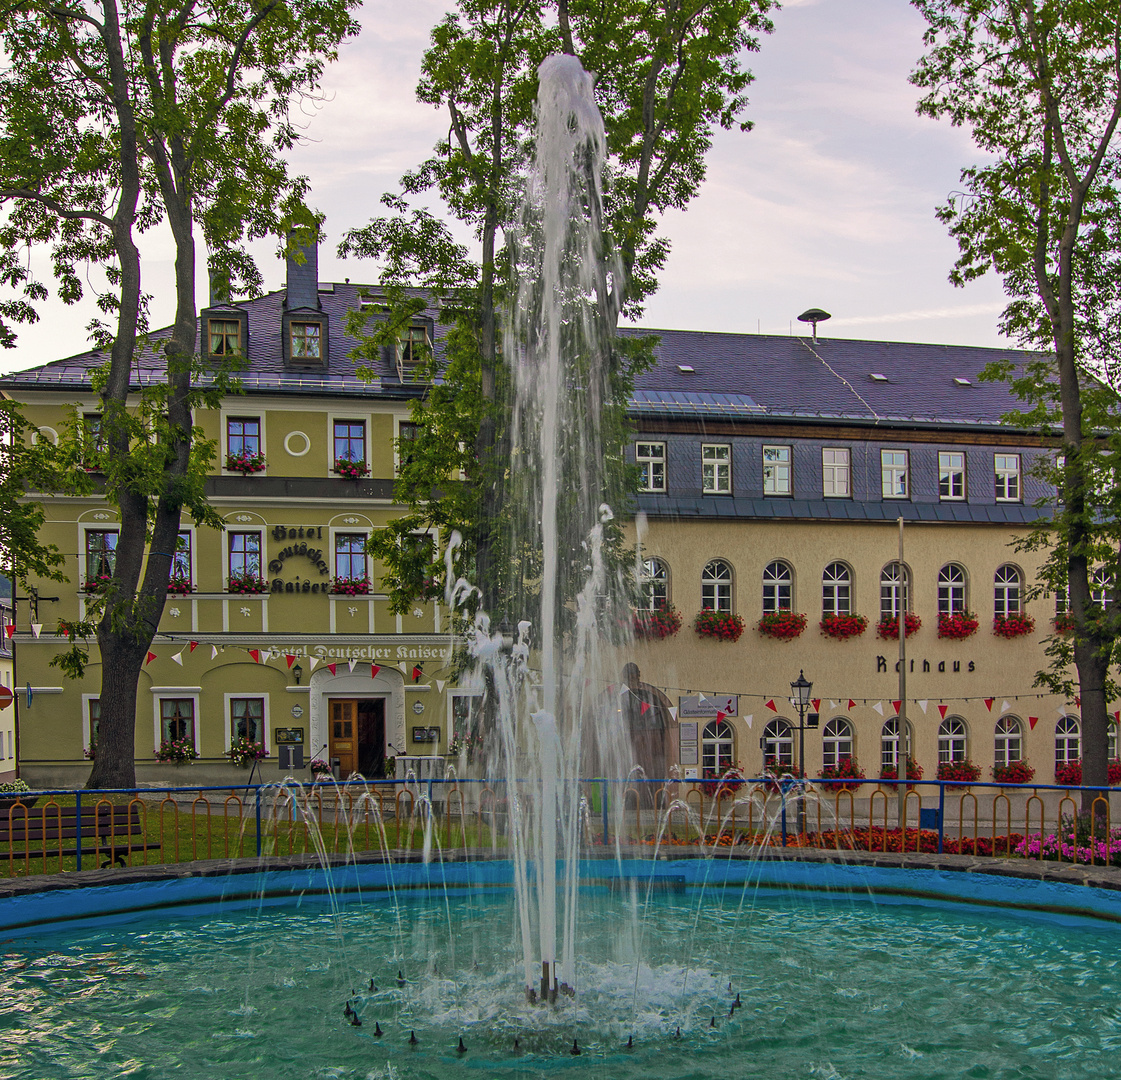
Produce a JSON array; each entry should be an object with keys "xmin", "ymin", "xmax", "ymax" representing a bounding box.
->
[
  {"xmin": 1093, "ymin": 567, "xmax": 1112, "ymax": 607},
  {"xmin": 821, "ymin": 717, "xmax": 853, "ymax": 769},
  {"xmin": 994, "ymin": 716, "xmax": 1023, "ymax": 766},
  {"xmin": 822, "ymin": 562, "xmax": 852, "ymax": 617},
  {"xmin": 994, "ymin": 565, "xmax": 1022, "ymax": 617},
  {"xmin": 702, "ymin": 719, "xmax": 735, "ymax": 774},
  {"xmin": 881, "ymin": 717, "xmax": 914, "ymax": 772},
  {"xmin": 762, "ymin": 560, "xmax": 793, "ymax": 613},
  {"xmin": 880, "ymin": 562, "xmax": 911, "ymax": 620},
  {"xmin": 701, "ymin": 559, "xmax": 733, "ymax": 613},
  {"xmin": 639, "ymin": 558, "xmax": 669, "ymax": 612},
  {"xmin": 938, "ymin": 716, "xmax": 968, "ymax": 763},
  {"xmin": 938, "ymin": 564, "xmax": 967, "ymax": 615},
  {"xmin": 763, "ymin": 719, "xmax": 793, "ymax": 769},
  {"xmin": 1055, "ymin": 716, "xmax": 1080, "ymax": 765}
]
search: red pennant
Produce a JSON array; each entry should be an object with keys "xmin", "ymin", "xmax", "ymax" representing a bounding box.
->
[
  {"xmin": 848, "ymin": 700, "xmax": 856, "ymax": 710},
  {"xmin": 1029, "ymin": 716, "xmax": 1039, "ymax": 730},
  {"xmin": 4, "ymin": 624, "xmax": 14, "ymax": 639},
  {"xmin": 327, "ymin": 663, "xmax": 337, "ymax": 676},
  {"xmin": 716, "ymin": 710, "xmax": 726, "ymax": 721},
  {"xmin": 984, "ymin": 698, "xmax": 994, "ymax": 712},
  {"xmin": 892, "ymin": 700, "xmax": 901, "ymax": 713},
  {"xmin": 285, "ymin": 654, "xmax": 296, "ymax": 669},
  {"xmin": 1113, "ymin": 711, "xmax": 1120, "ymax": 725},
  {"xmin": 249, "ymin": 649, "xmax": 260, "ymax": 663},
  {"xmin": 188, "ymin": 640, "xmax": 198, "ymax": 652},
  {"xmin": 371, "ymin": 664, "xmax": 380, "ymax": 679},
  {"xmin": 764, "ymin": 699, "xmax": 777, "ymax": 712},
  {"xmin": 938, "ymin": 704, "xmax": 949, "ymax": 719},
  {"xmin": 145, "ymin": 651, "xmax": 157, "ymax": 665},
  {"xmin": 412, "ymin": 665, "xmax": 423, "ymax": 682},
  {"xmin": 812, "ymin": 699, "xmax": 821, "ymax": 711},
  {"xmin": 1075, "ymin": 696, "xmax": 1082, "ymax": 707},
  {"xmin": 640, "ymin": 702, "xmax": 650, "ymax": 716}
]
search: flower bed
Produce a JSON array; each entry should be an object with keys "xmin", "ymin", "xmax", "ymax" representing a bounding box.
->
[
  {"xmin": 1014, "ymin": 829, "xmax": 1121, "ymax": 866},
  {"xmin": 819, "ymin": 613, "xmax": 868, "ymax": 641},
  {"xmin": 992, "ymin": 759, "xmax": 1036, "ymax": 784},
  {"xmin": 227, "ymin": 737, "xmax": 268, "ymax": 768},
  {"xmin": 227, "ymin": 570, "xmax": 270, "ymax": 594},
  {"xmin": 993, "ymin": 612, "xmax": 1035, "ymax": 639},
  {"xmin": 936, "ymin": 759, "xmax": 982, "ymax": 782},
  {"xmin": 816, "ymin": 756, "xmax": 866, "ymax": 792},
  {"xmin": 876, "ymin": 612, "xmax": 921, "ymax": 639},
  {"xmin": 333, "ymin": 457, "xmax": 370, "ymax": 480},
  {"xmin": 694, "ymin": 610, "xmax": 745, "ymax": 642},
  {"xmin": 756, "ymin": 611, "xmax": 807, "ymax": 641},
  {"xmin": 331, "ymin": 576, "xmax": 372, "ymax": 596},
  {"xmin": 633, "ymin": 605, "xmax": 682, "ymax": 639},
  {"xmin": 1054, "ymin": 759, "xmax": 1121, "ymax": 786},
  {"xmin": 155, "ymin": 738, "xmax": 198, "ymax": 764},
  {"xmin": 879, "ymin": 756, "xmax": 923, "ymax": 784},
  {"xmin": 225, "ymin": 450, "xmax": 266, "ymax": 474},
  {"xmin": 937, "ymin": 611, "xmax": 979, "ymax": 639},
  {"xmin": 166, "ymin": 578, "xmax": 193, "ymax": 595}
]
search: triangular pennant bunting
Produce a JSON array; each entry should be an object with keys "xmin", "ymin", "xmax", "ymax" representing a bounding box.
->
[
  {"xmin": 412, "ymin": 665, "xmax": 424, "ymax": 682},
  {"xmin": 348, "ymin": 659, "xmax": 357, "ymax": 673},
  {"xmin": 4, "ymin": 624, "xmax": 14, "ymax": 639},
  {"xmin": 327, "ymin": 663, "xmax": 337, "ymax": 676},
  {"xmin": 715, "ymin": 709, "xmax": 725, "ymax": 721},
  {"xmin": 1114, "ymin": 711, "xmax": 1121, "ymax": 725},
  {"xmin": 812, "ymin": 699, "xmax": 821, "ymax": 711},
  {"xmin": 917, "ymin": 700, "xmax": 929, "ymax": 714},
  {"xmin": 764, "ymin": 699, "xmax": 777, "ymax": 712},
  {"xmin": 697, "ymin": 692, "xmax": 708, "ymax": 704},
  {"xmin": 31, "ymin": 624, "xmax": 42, "ymax": 639},
  {"xmin": 308, "ymin": 656, "xmax": 320, "ymax": 671},
  {"xmin": 1029, "ymin": 716, "xmax": 1039, "ymax": 730},
  {"xmin": 892, "ymin": 700, "xmax": 901, "ymax": 713},
  {"xmin": 211, "ymin": 645, "xmax": 219, "ymax": 660},
  {"xmin": 744, "ymin": 714, "xmax": 753, "ymax": 729},
  {"xmin": 669, "ymin": 707, "xmax": 678, "ymax": 721},
  {"xmin": 829, "ymin": 700, "xmax": 837, "ymax": 710},
  {"xmin": 640, "ymin": 702, "xmax": 651, "ymax": 716},
  {"xmin": 371, "ymin": 664, "xmax": 380, "ymax": 679},
  {"xmin": 248, "ymin": 649, "xmax": 260, "ymax": 663},
  {"xmin": 938, "ymin": 704, "xmax": 949, "ymax": 719},
  {"xmin": 171, "ymin": 651, "xmax": 184, "ymax": 666},
  {"xmin": 872, "ymin": 701, "xmax": 884, "ymax": 715},
  {"xmin": 436, "ymin": 679, "xmax": 446, "ymax": 693},
  {"xmin": 145, "ymin": 651, "xmax": 157, "ymax": 665},
  {"xmin": 285, "ymin": 654, "xmax": 296, "ymax": 669},
  {"xmin": 1001, "ymin": 700, "xmax": 1011, "ymax": 714},
  {"xmin": 189, "ymin": 640, "xmax": 198, "ymax": 652},
  {"xmin": 848, "ymin": 700, "xmax": 856, "ymax": 710},
  {"xmin": 984, "ymin": 698, "xmax": 995, "ymax": 712}
]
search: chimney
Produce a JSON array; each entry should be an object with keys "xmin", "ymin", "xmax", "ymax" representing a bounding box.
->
[{"xmin": 286, "ymin": 236, "xmax": 319, "ymax": 311}]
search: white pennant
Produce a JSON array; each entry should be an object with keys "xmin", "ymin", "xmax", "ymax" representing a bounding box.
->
[
  {"xmin": 872, "ymin": 700, "xmax": 884, "ymax": 715},
  {"xmin": 917, "ymin": 700, "xmax": 928, "ymax": 714},
  {"xmin": 31, "ymin": 624, "xmax": 42, "ymax": 639},
  {"xmin": 171, "ymin": 650, "xmax": 184, "ymax": 666},
  {"xmin": 829, "ymin": 700, "xmax": 838, "ymax": 710},
  {"xmin": 1001, "ymin": 700, "xmax": 1011, "ymax": 714},
  {"xmin": 744, "ymin": 714, "xmax": 753, "ymax": 729},
  {"xmin": 1058, "ymin": 706, "xmax": 1069, "ymax": 716},
  {"xmin": 436, "ymin": 679, "xmax": 446, "ymax": 693},
  {"xmin": 211, "ymin": 645, "xmax": 219, "ymax": 660},
  {"xmin": 697, "ymin": 692, "xmax": 707, "ymax": 704},
  {"xmin": 400, "ymin": 663, "xmax": 409, "ymax": 674},
  {"xmin": 669, "ymin": 707, "xmax": 678, "ymax": 721},
  {"xmin": 308, "ymin": 656, "xmax": 320, "ymax": 671},
  {"xmin": 348, "ymin": 659, "xmax": 357, "ymax": 673}
]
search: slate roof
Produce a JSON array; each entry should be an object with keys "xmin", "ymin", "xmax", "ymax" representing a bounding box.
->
[{"xmin": 0, "ymin": 284, "xmax": 1040, "ymax": 430}]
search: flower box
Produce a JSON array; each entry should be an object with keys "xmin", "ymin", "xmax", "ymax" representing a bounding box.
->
[
  {"xmin": 876, "ymin": 612, "xmax": 921, "ymax": 639},
  {"xmin": 879, "ymin": 756, "xmax": 923, "ymax": 785},
  {"xmin": 225, "ymin": 451, "xmax": 266, "ymax": 474},
  {"xmin": 993, "ymin": 612, "xmax": 1035, "ymax": 639},
  {"xmin": 333, "ymin": 457, "xmax": 370, "ymax": 480},
  {"xmin": 633, "ymin": 605, "xmax": 682, "ymax": 640},
  {"xmin": 227, "ymin": 570, "xmax": 270, "ymax": 594},
  {"xmin": 694, "ymin": 610, "xmax": 745, "ymax": 642},
  {"xmin": 700, "ymin": 767, "xmax": 746, "ymax": 797},
  {"xmin": 756, "ymin": 611, "xmax": 808, "ymax": 641},
  {"xmin": 331, "ymin": 577, "xmax": 372, "ymax": 596},
  {"xmin": 937, "ymin": 611, "xmax": 979, "ymax": 640},
  {"xmin": 992, "ymin": 760, "xmax": 1036, "ymax": 784},
  {"xmin": 819, "ymin": 613, "xmax": 868, "ymax": 641},
  {"xmin": 1053, "ymin": 613, "xmax": 1076, "ymax": 635},
  {"xmin": 228, "ymin": 737, "xmax": 269, "ymax": 768},
  {"xmin": 155, "ymin": 739, "xmax": 198, "ymax": 764},
  {"xmin": 936, "ymin": 759, "xmax": 981, "ymax": 782},
  {"xmin": 309, "ymin": 758, "xmax": 333, "ymax": 778},
  {"xmin": 1054, "ymin": 759, "xmax": 1121, "ymax": 786},
  {"xmin": 166, "ymin": 578, "xmax": 193, "ymax": 595},
  {"xmin": 817, "ymin": 757, "xmax": 866, "ymax": 792},
  {"xmin": 82, "ymin": 574, "xmax": 114, "ymax": 594}
]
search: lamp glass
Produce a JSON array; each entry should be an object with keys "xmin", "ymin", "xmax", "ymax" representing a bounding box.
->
[{"xmin": 791, "ymin": 670, "xmax": 812, "ymax": 707}]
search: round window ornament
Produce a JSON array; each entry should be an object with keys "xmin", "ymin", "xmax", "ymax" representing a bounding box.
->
[
  {"xmin": 284, "ymin": 431, "xmax": 311, "ymax": 457},
  {"xmin": 412, "ymin": 701, "xmax": 425, "ymax": 715},
  {"xmin": 291, "ymin": 705, "xmax": 304, "ymax": 719}
]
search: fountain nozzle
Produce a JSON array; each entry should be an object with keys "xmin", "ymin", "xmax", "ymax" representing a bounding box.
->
[
  {"xmin": 409, "ymin": 1031, "xmax": 418, "ymax": 1045},
  {"xmin": 570, "ymin": 1039, "xmax": 581, "ymax": 1055},
  {"xmin": 457, "ymin": 1036, "xmax": 467, "ymax": 1053}
]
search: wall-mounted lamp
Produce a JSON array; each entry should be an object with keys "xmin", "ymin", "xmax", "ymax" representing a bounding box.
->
[{"xmin": 292, "ymin": 662, "xmax": 303, "ymax": 685}]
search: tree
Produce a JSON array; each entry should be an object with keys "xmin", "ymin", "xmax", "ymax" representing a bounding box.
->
[
  {"xmin": 0, "ymin": 0, "xmax": 359, "ymax": 788},
  {"xmin": 343, "ymin": 0, "xmax": 775, "ymax": 619},
  {"xmin": 912, "ymin": 0, "xmax": 1121, "ymax": 805}
]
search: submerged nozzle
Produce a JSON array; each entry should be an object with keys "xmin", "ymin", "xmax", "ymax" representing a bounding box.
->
[
  {"xmin": 397, "ymin": 970, "xmax": 407, "ymax": 987},
  {"xmin": 369, "ymin": 978, "xmax": 377, "ymax": 992},
  {"xmin": 570, "ymin": 1039, "xmax": 580, "ymax": 1055},
  {"xmin": 457, "ymin": 1036, "xmax": 467, "ymax": 1053},
  {"xmin": 409, "ymin": 1031, "xmax": 418, "ymax": 1045},
  {"xmin": 710, "ymin": 1016, "xmax": 716, "ymax": 1028},
  {"xmin": 374, "ymin": 1022, "xmax": 383, "ymax": 1037},
  {"xmin": 513, "ymin": 1037, "xmax": 520, "ymax": 1051},
  {"xmin": 734, "ymin": 993, "xmax": 741, "ymax": 1008},
  {"xmin": 674, "ymin": 1027, "xmax": 681, "ymax": 1040},
  {"xmin": 626, "ymin": 1035, "xmax": 633, "ymax": 1049},
  {"xmin": 350, "ymin": 1015, "xmax": 362, "ymax": 1027},
  {"xmin": 343, "ymin": 1003, "xmax": 354, "ymax": 1019}
]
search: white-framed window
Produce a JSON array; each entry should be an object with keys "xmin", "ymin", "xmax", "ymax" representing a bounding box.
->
[
  {"xmin": 639, "ymin": 557, "xmax": 669, "ymax": 611},
  {"xmin": 938, "ymin": 716, "xmax": 968, "ymax": 763},
  {"xmin": 82, "ymin": 695, "xmax": 100, "ymax": 754},
  {"xmin": 702, "ymin": 719, "xmax": 735, "ymax": 774},
  {"xmin": 226, "ymin": 416, "xmax": 262, "ymax": 461},
  {"xmin": 881, "ymin": 450, "xmax": 908, "ymax": 498},
  {"xmin": 994, "ymin": 564, "xmax": 1022, "ymax": 617},
  {"xmin": 821, "ymin": 717, "xmax": 853, "ymax": 769},
  {"xmin": 881, "ymin": 717, "xmax": 914, "ymax": 772},
  {"xmin": 762, "ymin": 445, "xmax": 791, "ymax": 495},
  {"xmin": 822, "ymin": 447, "xmax": 850, "ymax": 497},
  {"xmin": 762, "ymin": 560, "xmax": 793, "ymax": 613},
  {"xmin": 822, "ymin": 561, "xmax": 852, "ymax": 616},
  {"xmin": 938, "ymin": 452, "xmax": 965, "ymax": 500},
  {"xmin": 333, "ymin": 419, "xmax": 366, "ymax": 466},
  {"xmin": 226, "ymin": 695, "xmax": 269, "ymax": 751},
  {"xmin": 334, "ymin": 533, "xmax": 368, "ymax": 582},
  {"xmin": 880, "ymin": 562, "xmax": 911, "ymax": 619},
  {"xmin": 995, "ymin": 453, "xmax": 1021, "ymax": 501},
  {"xmin": 938, "ymin": 563, "xmax": 967, "ymax": 615},
  {"xmin": 84, "ymin": 528, "xmax": 118, "ymax": 588},
  {"xmin": 227, "ymin": 531, "xmax": 263, "ymax": 585},
  {"xmin": 156, "ymin": 695, "xmax": 198, "ymax": 751},
  {"xmin": 701, "ymin": 559, "xmax": 733, "ymax": 613},
  {"xmin": 701, "ymin": 444, "xmax": 731, "ymax": 494},
  {"xmin": 1093, "ymin": 567, "xmax": 1112, "ymax": 607},
  {"xmin": 994, "ymin": 716, "xmax": 1023, "ymax": 766},
  {"xmin": 763, "ymin": 719, "xmax": 793, "ymax": 770},
  {"xmin": 1055, "ymin": 715, "xmax": 1080, "ymax": 765},
  {"xmin": 636, "ymin": 442, "xmax": 666, "ymax": 493},
  {"xmin": 171, "ymin": 529, "xmax": 194, "ymax": 591},
  {"xmin": 396, "ymin": 419, "xmax": 420, "ymax": 474}
]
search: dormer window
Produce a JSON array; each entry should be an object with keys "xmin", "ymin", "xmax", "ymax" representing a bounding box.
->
[
  {"xmin": 396, "ymin": 325, "xmax": 431, "ymax": 380},
  {"xmin": 208, "ymin": 319, "xmax": 241, "ymax": 356},
  {"xmin": 291, "ymin": 321, "xmax": 321, "ymax": 361}
]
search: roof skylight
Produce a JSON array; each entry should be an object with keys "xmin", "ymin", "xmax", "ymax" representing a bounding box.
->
[
  {"xmin": 870, "ymin": 372, "xmax": 889, "ymax": 382},
  {"xmin": 953, "ymin": 377, "xmax": 972, "ymax": 386},
  {"xmin": 677, "ymin": 364, "xmax": 695, "ymax": 374}
]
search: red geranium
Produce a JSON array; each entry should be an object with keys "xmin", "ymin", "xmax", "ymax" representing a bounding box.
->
[
  {"xmin": 694, "ymin": 610, "xmax": 746, "ymax": 642},
  {"xmin": 937, "ymin": 611, "xmax": 979, "ymax": 639},
  {"xmin": 992, "ymin": 760, "xmax": 1036, "ymax": 784},
  {"xmin": 634, "ymin": 605, "xmax": 682, "ymax": 640},
  {"xmin": 877, "ymin": 612, "xmax": 921, "ymax": 639},
  {"xmin": 994, "ymin": 612, "xmax": 1036, "ymax": 639},
  {"xmin": 1054, "ymin": 759, "xmax": 1121, "ymax": 786},
  {"xmin": 936, "ymin": 759, "xmax": 982, "ymax": 782},
  {"xmin": 756, "ymin": 611, "xmax": 808, "ymax": 641},
  {"xmin": 819, "ymin": 613, "xmax": 868, "ymax": 640},
  {"xmin": 817, "ymin": 756, "xmax": 866, "ymax": 792}
]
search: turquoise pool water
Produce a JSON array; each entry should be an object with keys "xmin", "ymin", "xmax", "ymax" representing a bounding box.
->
[{"xmin": 3, "ymin": 880, "xmax": 1121, "ymax": 1079}]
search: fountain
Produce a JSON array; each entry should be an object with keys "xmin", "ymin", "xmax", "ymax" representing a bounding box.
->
[{"xmin": 4, "ymin": 52, "xmax": 1121, "ymax": 1080}]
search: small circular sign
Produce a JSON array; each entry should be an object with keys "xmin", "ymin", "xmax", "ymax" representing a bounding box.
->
[
  {"xmin": 0, "ymin": 686, "xmax": 12, "ymax": 711},
  {"xmin": 291, "ymin": 705, "xmax": 304, "ymax": 718},
  {"xmin": 412, "ymin": 700, "xmax": 425, "ymax": 715}
]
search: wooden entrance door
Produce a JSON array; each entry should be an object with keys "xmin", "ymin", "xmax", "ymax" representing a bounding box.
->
[{"xmin": 329, "ymin": 699, "xmax": 357, "ymax": 778}]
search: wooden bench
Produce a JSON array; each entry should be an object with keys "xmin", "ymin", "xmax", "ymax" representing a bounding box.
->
[{"xmin": 0, "ymin": 803, "xmax": 156, "ymax": 868}]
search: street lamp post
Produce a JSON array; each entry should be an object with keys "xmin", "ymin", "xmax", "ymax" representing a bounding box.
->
[{"xmin": 790, "ymin": 670, "xmax": 813, "ymax": 837}]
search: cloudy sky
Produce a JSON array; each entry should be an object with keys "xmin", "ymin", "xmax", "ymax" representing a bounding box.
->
[{"xmin": 0, "ymin": 0, "xmax": 1011, "ymax": 376}]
